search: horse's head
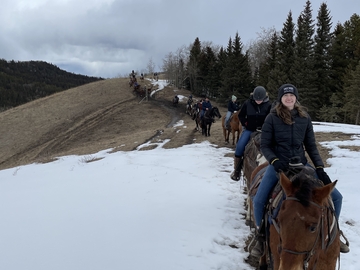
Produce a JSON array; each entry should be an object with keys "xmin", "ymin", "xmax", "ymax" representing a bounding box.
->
[
  {"xmin": 275, "ymin": 171, "xmax": 338, "ymax": 269},
  {"xmin": 211, "ymin": 107, "xmax": 221, "ymax": 119}
]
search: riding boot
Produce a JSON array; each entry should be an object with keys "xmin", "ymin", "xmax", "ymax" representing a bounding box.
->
[
  {"xmin": 340, "ymin": 230, "xmax": 350, "ymax": 253},
  {"xmin": 230, "ymin": 156, "xmax": 243, "ymax": 181},
  {"xmin": 250, "ymin": 223, "xmax": 265, "ymax": 258}
]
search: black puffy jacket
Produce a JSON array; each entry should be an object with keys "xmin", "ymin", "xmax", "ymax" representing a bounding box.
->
[
  {"xmin": 238, "ymin": 95, "xmax": 271, "ymax": 132},
  {"xmin": 260, "ymin": 109, "xmax": 324, "ymax": 167}
]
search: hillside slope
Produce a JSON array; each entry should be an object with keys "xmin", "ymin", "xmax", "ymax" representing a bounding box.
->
[{"xmin": 0, "ymin": 78, "xmax": 229, "ymax": 171}]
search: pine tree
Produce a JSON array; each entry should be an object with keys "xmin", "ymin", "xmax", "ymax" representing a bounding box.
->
[
  {"xmin": 313, "ymin": 1, "xmax": 333, "ymax": 111},
  {"xmin": 266, "ymin": 32, "xmax": 283, "ymax": 99},
  {"xmin": 278, "ymin": 11, "xmax": 296, "ymax": 84},
  {"xmin": 343, "ymin": 61, "xmax": 360, "ymax": 124},
  {"xmin": 187, "ymin": 38, "xmax": 202, "ymax": 95},
  {"xmin": 292, "ymin": 1, "xmax": 318, "ymax": 118}
]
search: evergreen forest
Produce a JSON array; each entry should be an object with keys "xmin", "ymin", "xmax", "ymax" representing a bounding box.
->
[
  {"xmin": 162, "ymin": 1, "xmax": 360, "ymax": 125},
  {"xmin": 0, "ymin": 59, "xmax": 102, "ymax": 111}
]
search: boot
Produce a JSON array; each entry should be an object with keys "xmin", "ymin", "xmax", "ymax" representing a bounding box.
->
[
  {"xmin": 250, "ymin": 224, "xmax": 265, "ymax": 258},
  {"xmin": 340, "ymin": 230, "xmax": 350, "ymax": 253},
  {"xmin": 230, "ymin": 156, "xmax": 243, "ymax": 181},
  {"xmin": 251, "ymin": 239, "xmax": 264, "ymax": 258}
]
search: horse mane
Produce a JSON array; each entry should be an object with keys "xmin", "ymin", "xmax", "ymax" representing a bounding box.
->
[{"xmin": 290, "ymin": 171, "xmax": 322, "ymax": 207}]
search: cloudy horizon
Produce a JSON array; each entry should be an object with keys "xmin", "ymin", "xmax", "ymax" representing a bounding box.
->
[{"xmin": 1, "ymin": 0, "xmax": 358, "ymax": 78}]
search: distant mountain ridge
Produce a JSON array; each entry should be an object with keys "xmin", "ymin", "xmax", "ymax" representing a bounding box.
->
[{"xmin": 0, "ymin": 59, "xmax": 103, "ymax": 111}]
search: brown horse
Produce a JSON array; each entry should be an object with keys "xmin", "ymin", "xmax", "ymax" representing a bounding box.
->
[
  {"xmin": 248, "ymin": 166, "xmax": 340, "ymax": 269},
  {"xmin": 222, "ymin": 111, "xmax": 242, "ymax": 145},
  {"xmin": 272, "ymin": 171, "xmax": 340, "ymax": 269}
]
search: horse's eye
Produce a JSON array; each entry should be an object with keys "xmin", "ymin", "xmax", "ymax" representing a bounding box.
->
[{"xmin": 309, "ymin": 225, "xmax": 317, "ymax": 233}]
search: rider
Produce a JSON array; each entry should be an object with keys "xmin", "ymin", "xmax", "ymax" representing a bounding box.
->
[
  {"xmin": 200, "ymin": 96, "xmax": 212, "ymax": 120},
  {"xmin": 230, "ymin": 86, "xmax": 271, "ymax": 181},
  {"xmin": 251, "ymin": 83, "xmax": 350, "ymax": 257},
  {"xmin": 187, "ymin": 95, "xmax": 193, "ymax": 111},
  {"xmin": 225, "ymin": 95, "xmax": 240, "ymax": 129}
]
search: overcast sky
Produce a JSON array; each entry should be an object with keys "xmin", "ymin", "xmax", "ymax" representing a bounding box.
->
[{"xmin": 1, "ymin": 0, "xmax": 358, "ymax": 78}]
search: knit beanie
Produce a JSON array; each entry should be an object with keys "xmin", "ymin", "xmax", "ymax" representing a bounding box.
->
[
  {"xmin": 232, "ymin": 95, "xmax": 237, "ymax": 101},
  {"xmin": 277, "ymin": 84, "xmax": 299, "ymax": 101}
]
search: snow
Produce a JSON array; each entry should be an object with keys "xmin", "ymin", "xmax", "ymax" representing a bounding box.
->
[{"xmin": 1, "ymin": 103, "xmax": 360, "ymax": 269}]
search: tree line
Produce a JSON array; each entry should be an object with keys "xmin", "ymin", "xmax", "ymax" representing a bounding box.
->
[
  {"xmin": 0, "ymin": 59, "xmax": 103, "ymax": 111},
  {"xmin": 162, "ymin": 0, "xmax": 360, "ymax": 125}
]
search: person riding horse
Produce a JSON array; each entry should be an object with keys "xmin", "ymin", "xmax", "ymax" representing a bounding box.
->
[
  {"xmin": 251, "ymin": 84, "xmax": 350, "ymax": 257},
  {"xmin": 230, "ymin": 86, "xmax": 271, "ymax": 181},
  {"xmin": 186, "ymin": 95, "xmax": 193, "ymax": 114},
  {"xmin": 200, "ymin": 97, "xmax": 212, "ymax": 122},
  {"xmin": 225, "ymin": 95, "xmax": 239, "ymax": 129}
]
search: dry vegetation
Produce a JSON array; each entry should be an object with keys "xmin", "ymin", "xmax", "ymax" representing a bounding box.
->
[{"xmin": 0, "ymin": 77, "xmax": 352, "ymax": 171}]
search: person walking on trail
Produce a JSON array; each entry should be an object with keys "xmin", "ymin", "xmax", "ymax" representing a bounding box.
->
[
  {"xmin": 225, "ymin": 95, "xmax": 240, "ymax": 129},
  {"xmin": 230, "ymin": 86, "xmax": 271, "ymax": 181},
  {"xmin": 200, "ymin": 96, "xmax": 212, "ymax": 120},
  {"xmin": 250, "ymin": 83, "xmax": 350, "ymax": 257}
]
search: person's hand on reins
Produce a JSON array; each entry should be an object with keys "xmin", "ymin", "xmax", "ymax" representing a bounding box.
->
[{"xmin": 271, "ymin": 158, "xmax": 288, "ymax": 173}]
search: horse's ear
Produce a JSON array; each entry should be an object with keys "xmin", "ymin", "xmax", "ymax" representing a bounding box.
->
[
  {"xmin": 279, "ymin": 172, "xmax": 294, "ymax": 196},
  {"xmin": 313, "ymin": 180, "xmax": 337, "ymax": 204}
]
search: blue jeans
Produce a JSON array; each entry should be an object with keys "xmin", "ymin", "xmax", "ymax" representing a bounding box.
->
[
  {"xmin": 225, "ymin": 111, "xmax": 232, "ymax": 126},
  {"xmin": 234, "ymin": 129, "xmax": 252, "ymax": 157},
  {"xmin": 253, "ymin": 164, "xmax": 343, "ymax": 227}
]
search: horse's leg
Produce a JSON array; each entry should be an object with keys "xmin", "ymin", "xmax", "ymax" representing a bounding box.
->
[{"xmin": 208, "ymin": 123, "xmax": 211, "ymax": 136}]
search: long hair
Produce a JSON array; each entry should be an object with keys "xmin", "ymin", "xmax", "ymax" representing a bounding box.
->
[{"xmin": 275, "ymin": 101, "xmax": 308, "ymax": 125}]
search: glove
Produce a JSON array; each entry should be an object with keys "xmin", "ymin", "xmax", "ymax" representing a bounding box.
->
[
  {"xmin": 316, "ymin": 168, "xmax": 332, "ymax": 185},
  {"xmin": 272, "ymin": 159, "xmax": 288, "ymax": 173}
]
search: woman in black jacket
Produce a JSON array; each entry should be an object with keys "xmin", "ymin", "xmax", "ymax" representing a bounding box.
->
[{"xmin": 251, "ymin": 84, "xmax": 349, "ymax": 257}]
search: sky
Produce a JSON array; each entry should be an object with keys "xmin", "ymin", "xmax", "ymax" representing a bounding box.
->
[
  {"xmin": 0, "ymin": 0, "xmax": 358, "ymax": 78},
  {"xmin": 1, "ymin": 81, "xmax": 360, "ymax": 269}
]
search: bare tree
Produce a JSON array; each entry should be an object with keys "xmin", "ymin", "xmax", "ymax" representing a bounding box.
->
[
  {"xmin": 147, "ymin": 57, "xmax": 156, "ymax": 76},
  {"xmin": 246, "ymin": 27, "xmax": 277, "ymax": 74}
]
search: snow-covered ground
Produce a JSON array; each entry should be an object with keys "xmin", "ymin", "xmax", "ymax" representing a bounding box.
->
[{"xmin": 1, "ymin": 118, "xmax": 359, "ymax": 269}]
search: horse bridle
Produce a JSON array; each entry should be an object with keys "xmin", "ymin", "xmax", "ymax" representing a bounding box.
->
[{"xmin": 275, "ymin": 196, "xmax": 325, "ymax": 270}]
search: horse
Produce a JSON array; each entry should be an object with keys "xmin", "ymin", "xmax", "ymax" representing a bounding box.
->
[
  {"xmin": 247, "ymin": 164, "xmax": 340, "ymax": 270},
  {"xmin": 172, "ymin": 96, "xmax": 179, "ymax": 107},
  {"xmin": 194, "ymin": 107, "xmax": 221, "ymax": 136},
  {"xmin": 241, "ymin": 131, "xmax": 268, "ymax": 223},
  {"xmin": 222, "ymin": 111, "xmax": 242, "ymax": 145}
]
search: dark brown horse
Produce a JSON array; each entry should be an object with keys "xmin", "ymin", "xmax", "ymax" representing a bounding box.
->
[
  {"xmin": 241, "ymin": 131, "xmax": 268, "ymax": 223},
  {"xmin": 222, "ymin": 111, "xmax": 242, "ymax": 145},
  {"xmin": 194, "ymin": 107, "xmax": 221, "ymax": 136},
  {"xmin": 248, "ymin": 166, "xmax": 340, "ymax": 269}
]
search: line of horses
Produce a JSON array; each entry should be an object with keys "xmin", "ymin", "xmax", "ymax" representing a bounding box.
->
[{"xmin": 182, "ymin": 95, "xmax": 341, "ymax": 269}]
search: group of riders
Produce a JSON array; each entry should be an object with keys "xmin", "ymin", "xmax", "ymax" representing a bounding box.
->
[{"xmin": 186, "ymin": 84, "xmax": 350, "ymax": 256}]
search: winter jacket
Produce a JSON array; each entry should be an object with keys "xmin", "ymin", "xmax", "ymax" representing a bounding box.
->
[
  {"xmin": 238, "ymin": 95, "xmax": 271, "ymax": 132},
  {"xmin": 261, "ymin": 109, "xmax": 324, "ymax": 167},
  {"xmin": 202, "ymin": 101, "xmax": 212, "ymax": 111},
  {"xmin": 227, "ymin": 100, "xmax": 239, "ymax": 113}
]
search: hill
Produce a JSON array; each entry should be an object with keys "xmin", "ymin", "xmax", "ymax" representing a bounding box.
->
[
  {"xmin": 0, "ymin": 78, "xmax": 231, "ymax": 171},
  {"xmin": 0, "ymin": 77, "xmax": 342, "ymax": 171},
  {"xmin": 0, "ymin": 59, "xmax": 102, "ymax": 110}
]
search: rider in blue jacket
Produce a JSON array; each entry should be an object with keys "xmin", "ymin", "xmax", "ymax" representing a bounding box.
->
[{"xmin": 200, "ymin": 97, "xmax": 212, "ymax": 119}]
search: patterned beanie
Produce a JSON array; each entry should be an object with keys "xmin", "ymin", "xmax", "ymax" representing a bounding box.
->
[{"xmin": 277, "ymin": 84, "xmax": 299, "ymax": 101}]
